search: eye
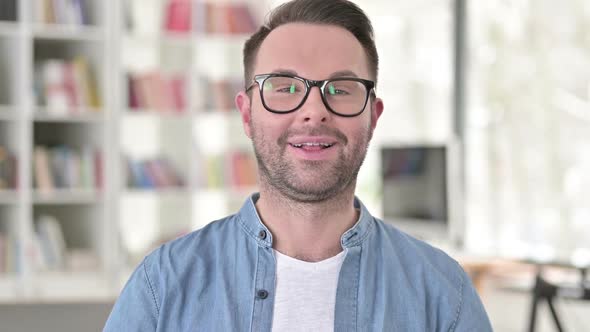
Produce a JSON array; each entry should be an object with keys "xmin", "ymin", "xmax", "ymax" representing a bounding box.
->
[
  {"xmin": 276, "ymin": 83, "xmax": 299, "ymax": 94},
  {"xmin": 327, "ymin": 83, "xmax": 350, "ymax": 96},
  {"xmin": 265, "ymin": 78, "xmax": 303, "ymax": 94}
]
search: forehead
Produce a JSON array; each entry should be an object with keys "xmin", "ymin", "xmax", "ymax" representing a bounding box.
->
[{"xmin": 254, "ymin": 23, "xmax": 369, "ymax": 79}]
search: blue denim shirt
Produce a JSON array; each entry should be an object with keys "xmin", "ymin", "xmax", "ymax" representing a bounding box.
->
[{"xmin": 104, "ymin": 194, "xmax": 492, "ymax": 331}]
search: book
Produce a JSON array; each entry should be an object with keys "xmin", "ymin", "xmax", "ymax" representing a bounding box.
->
[
  {"xmin": 164, "ymin": 0, "xmax": 192, "ymax": 33},
  {"xmin": 37, "ymin": 0, "xmax": 88, "ymax": 25},
  {"xmin": 94, "ymin": 149, "xmax": 103, "ymax": 190},
  {"xmin": 36, "ymin": 215, "xmax": 67, "ymax": 270},
  {"xmin": 42, "ymin": 59, "xmax": 71, "ymax": 115},
  {"xmin": 0, "ymin": 146, "xmax": 17, "ymax": 190},
  {"xmin": 126, "ymin": 157, "xmax": 186, "ymax": 189},
  {"xmin": 195, "ymin": 2, "xmax": 257, "ymax": 35},
  {"xmin": 34, "ymin": 146, "xmax": 55, "ymax": 192},
  {"xmin": 38, "ymin": 57, "xmax": 101, "ymax": 115},
  {"xmin": 127, "ymin": 72, "xmax": 187, "ymax": 113},
  {"xmin": 72, "ymin": 56, "xmax": 101, "ymax": 109},
  {"xmin": 0, "ymin": 233, "xmax": 5, "ymax": 274},
  {"xmin": 34, "ymin": 145, "xmax": 100, "ymax": 191}
]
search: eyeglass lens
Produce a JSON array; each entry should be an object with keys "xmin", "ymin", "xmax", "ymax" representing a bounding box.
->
[{"xmin": 261, "ymin": 77, "xmax": 368, "ymax": 115}]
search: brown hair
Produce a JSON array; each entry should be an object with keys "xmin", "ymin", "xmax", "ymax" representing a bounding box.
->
[{"xmin": 243, "ymin": 0, "xmax": 379, "ymax": 88}]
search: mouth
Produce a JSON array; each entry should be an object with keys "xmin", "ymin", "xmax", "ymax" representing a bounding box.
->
[{"xmin": 289, "ymin": 142, "xmax": 335, "ymax": 149}]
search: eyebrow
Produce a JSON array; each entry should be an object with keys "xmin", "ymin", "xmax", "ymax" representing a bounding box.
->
[
  {"xmin": 329, "ymin": 70, "xmax": 359, "ymax": 78},
  {"xmin": 269, "ymin": 69, "xmax": 360, "ymax": 79}
]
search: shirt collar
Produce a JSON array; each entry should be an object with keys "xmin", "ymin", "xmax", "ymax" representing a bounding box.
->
[{"xmin": 236, "ymin": 193, "xmax": 374, "ymax": 249}]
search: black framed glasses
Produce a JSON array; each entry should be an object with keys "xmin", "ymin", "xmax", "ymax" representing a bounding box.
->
[{"xmin": 246, "ymin": 73, "xmax": 375, "ymax": 117}]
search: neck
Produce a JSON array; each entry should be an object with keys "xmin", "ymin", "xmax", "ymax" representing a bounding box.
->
[{"xmin": 255, "ymin": 181, "xmax": 359, "ymax": 262}]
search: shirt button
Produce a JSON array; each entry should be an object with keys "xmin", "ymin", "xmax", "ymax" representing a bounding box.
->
[
  {"xmin": 256, "ymin": 289, "xmax": 269, "ymax": 299},
  {"xmin": 258, "ymin": 230, "xmax": 267, "ymax": 240}
]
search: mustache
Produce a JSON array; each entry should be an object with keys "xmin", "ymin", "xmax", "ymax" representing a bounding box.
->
[{"xmin": 277, "ymin": 126, "xmax": 349, "ymax": 146}]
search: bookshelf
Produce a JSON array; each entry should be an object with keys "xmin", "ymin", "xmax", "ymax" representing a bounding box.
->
[
  {"xmin": 0, "ymin": 0, "xmax": 119, "ymax": 304},
  {"xmin": 117, "ymin": 0, "xmax": 262, "ymax": 263}
]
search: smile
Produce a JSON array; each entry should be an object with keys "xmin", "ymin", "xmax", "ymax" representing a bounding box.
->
[{"xmin": 289, "ymin": 142, "xmax": 334, "ymax": 149}]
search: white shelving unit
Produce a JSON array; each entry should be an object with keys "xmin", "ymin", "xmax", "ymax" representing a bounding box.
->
[
  {"xmin": 0, "ymin": 0, "xmax": 25, "ymax": 303},
  {"xmin": 0, "ymin": 0, "xmax": 119, "ymax": 303},
  {"xmin": 117, "ymin": 0, "xmax": 263, "ymax": 263}
]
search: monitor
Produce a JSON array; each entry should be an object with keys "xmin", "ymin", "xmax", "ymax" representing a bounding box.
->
[{"xmin": 381, "ymin": 143, "xmax": 462, "ymax": 247}]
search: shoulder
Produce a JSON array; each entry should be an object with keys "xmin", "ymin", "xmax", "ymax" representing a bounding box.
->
[
  {"xmin": 368, "ymin": 219, "xmax": 492, "ymax": 330},
  {"xmin": 370, "ymin": 218, "xmax": 465, "ymax": 291}
]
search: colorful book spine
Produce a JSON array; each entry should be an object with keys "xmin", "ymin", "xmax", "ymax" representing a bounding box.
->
[
  {"xmin": 33, "ymin": 145, "xmax": 101, "ymax": 191},
  {"xmin": 193, "ymin": 1, "xmax": 257, "ymax": 35},
  {"xmin": 127, "ymin": 72, "xmax": 187, "ymax": 113},
  {"xmin": 38, "ymin": 57, "xmax": 101, "ymax": 115},
  {"xmin": 35, "ymin": 215, "xmax": 67, "ymax": 271},
  {"xmin": 164, "ymin": 0, "xmax": 192, "ymax": 33},
  {"xmin": 200, "ymin": 77, "xmax": 241, "ymax": 111},
  {"xmin": 37, "ymin": 0, "xmax": 89, "ymax": 25},
  {"xmin": 201, "ymin": 151, "xmax": 257, "ymax": 189},
  {"xmin": 126, "ymin": 157, "xmax": 186, "ymax": 189},
  {"xmin": 0, "ymin": 234, "xmax": 19, "ymax": 274},
  {"xmin": 0, "ymin": 146, "xmax": 17, "ymax": 190}
]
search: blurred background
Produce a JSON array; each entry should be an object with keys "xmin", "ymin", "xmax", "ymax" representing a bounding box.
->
[{"xmin": 0, "ymin": 0, "xmax": 589, "ymax": 331}]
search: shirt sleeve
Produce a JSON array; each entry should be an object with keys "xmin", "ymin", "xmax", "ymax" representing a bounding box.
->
[
  {"xmin": 103, "ymin": 258, "xmax": 159, "ymax": 332},
  {"xmin": 450, "ymin": 269, "xmax": 493, "ymax": 332}
]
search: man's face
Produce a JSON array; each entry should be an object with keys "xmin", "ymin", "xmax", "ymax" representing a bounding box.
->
[{"xmin": 236, "ymin": 23, "xmax": 383, "ymax": 203}]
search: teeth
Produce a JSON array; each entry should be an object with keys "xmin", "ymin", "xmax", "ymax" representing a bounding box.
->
[{"xmin": 291, "ymin": 143, "xmax": 333, "ymax": 148}]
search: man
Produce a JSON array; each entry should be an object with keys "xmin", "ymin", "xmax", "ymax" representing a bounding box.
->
[{"xmin": 104, "ymin": 0, "xmax": 493, "ymax": 331}]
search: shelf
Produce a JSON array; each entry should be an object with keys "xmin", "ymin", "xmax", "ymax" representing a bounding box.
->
[
  {"xmin": 124, "ymin": 187, "xmax": 192, "ymax": 197},
  {"xmin": 196, "ymin": 33, "xmax": 252, "ymax": 43},
  {"xmin": 0, "ymin": 21, "xmax": 20, "ymax": 37},
  {"xmin": 124, "ymin": 109, "xmax": 192, "ymax": 119},
  {"xmin": 125, "ymin": 32, "xmax": 191, "ymax": 45},
  {"xmin": 33, "ymin": 189, "xmax": 102, "ymax": 205},
  {"xmin": 195, "ymin": 187, "xmax": 257, "ymax": 198},
  {"xmin": 33, "ymin": 109, "xmax": 105, "ymax": 123},
  {"xmin": 192, "ymin": 110, "xmax": 241, "ymax": 123},
  {"xmin": 123, "ymin": 187, "xmax": 256, "ymax": 198},
  {"xmin": 0, "ymin": 190, "xmax": 18, "ymax": 205},
  {"xmin": 32, "ymin": 24, "xmax": 104, "ymax": 41},
  {"xmin": 125, "ymin": 32, "xmax": 251, "ymax": 45}
]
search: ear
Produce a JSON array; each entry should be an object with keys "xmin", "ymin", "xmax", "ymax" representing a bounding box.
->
[
  {"xmin": 235, "ymin": 91, "xmax": 252, "ymax": 138},
  {"xmin": 370, "ymin": 97, "xmax": 384, "ymax": 130}
]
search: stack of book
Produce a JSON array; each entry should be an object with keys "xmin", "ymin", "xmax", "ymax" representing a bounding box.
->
[
  {"xmin": 194, "ymin": 1, "xmax": 257, "ymax": 35},
  {"xmin": 163, "ymin": 0, "xmax": 192, "ymax": 33},
  {"xmin": 127, "ymin": 72, "xmax": 187, "ymax": 113},
  {"xmin": 201, "ymin": 77, "xmax": 242, "ymax": 111},
  {"xmin": 201, "ymin": 150, "xmax": 257, "ymax": 189},
  {"xmin": 126, "ymin": 157, "xmax": 186, "ymax": 189},
  {"xmin": 31, "ymin": 215, "xmax": 99, "ymax": 272},
  {"xmin": 0, "ymin": 146, "xmax": 17, "ymax": 190},
  {"xmin": 36, "ymin": 57, "xmax": 101, "ymax": 116},
  {"xmin": 161, "ymin": 0, "xmax": 257, "ymax": 35},
  {"xmin": 33, "ymin": 145, "xmax": 103, "ymax": 192},
  {"xmin": 34, "ymin": 215, "xmax": 67, "ymax": 271},
  {"xmin": 36, "ymin": 0, "xmax": 90, "ymax": 25}
]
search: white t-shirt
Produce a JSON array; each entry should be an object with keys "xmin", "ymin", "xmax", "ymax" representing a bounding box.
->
[{"xmin": 271, "ymin": 249, "xmax": 347, "ymax": 332}]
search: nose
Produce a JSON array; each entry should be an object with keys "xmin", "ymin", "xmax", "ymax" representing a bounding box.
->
[{"xmin": 298, "ymin": 86, "xmax": 331, "ymax": 123}]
